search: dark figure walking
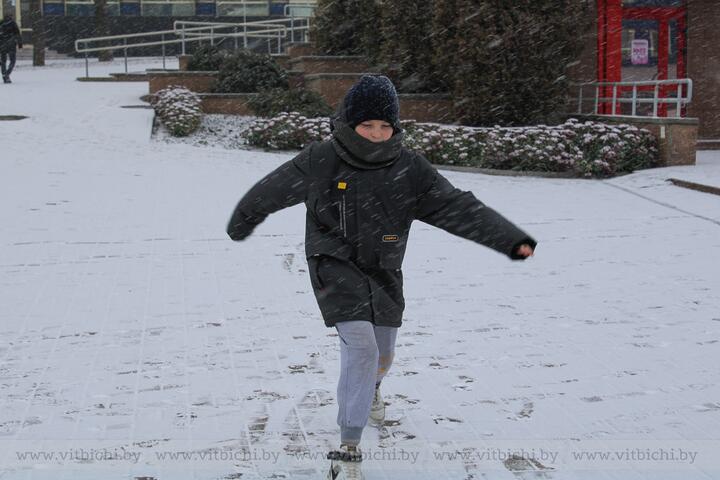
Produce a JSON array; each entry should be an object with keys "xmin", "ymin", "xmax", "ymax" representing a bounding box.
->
[{"xmin": 0, "ymin": 13, "xmax": 23, "ymax": 84}]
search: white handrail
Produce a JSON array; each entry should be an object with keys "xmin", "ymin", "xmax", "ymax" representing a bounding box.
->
[
  {"xmin": 75, "ymin": 15, "xmax": 311, "ymax": 78},
  {"xmin": 572, "ymin": 79, "xmax": 693, "ymax": 119}
]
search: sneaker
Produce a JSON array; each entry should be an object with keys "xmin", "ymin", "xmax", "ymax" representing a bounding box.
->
[
  {"xmin": 2, "ymin": 76, "xmax": 9, "ymax": 84},
  {"xmin": 368, "ymin": 384, "xmax": 385, "ymax": 425},
  {"xmin": 327, "ymin": 444, "xmax": 364, "ymax": 480}
]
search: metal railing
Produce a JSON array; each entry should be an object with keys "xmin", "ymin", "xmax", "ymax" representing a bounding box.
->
[
  {"xmin": 285, "ymin": 3, "xmax": 316, "ymax": 43},
  {"xmin": 174, "ymin": 17, "xmax": 310, "ymax": 53},
  {"xmin": 572, "ymin": 79, "xmax": 693, "ymax": 118},
  {"xmin": 75, "ymin": 16, "xmax": 311, "ymax": 78}
]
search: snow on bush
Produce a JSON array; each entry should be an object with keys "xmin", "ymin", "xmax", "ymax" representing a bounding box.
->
[
  {"xmin": 244, "ymin": 112, "xmax": 332, "ymax": 150},
  {"xmin": 244, "ymin": 115, "xmax": 657, "ymax": 177},
  {"xmin": 152, "ymin": 86, "xmax": 202, "ymax": 137}
]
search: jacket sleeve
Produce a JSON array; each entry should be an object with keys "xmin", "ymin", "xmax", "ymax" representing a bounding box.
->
[
  {"xmin": 226, "ymin": 143, "xmax": 314, "ymax": 241},
  {"xmin": 413, "ymin": 156, "xmax": 537, "ymax": 260}
]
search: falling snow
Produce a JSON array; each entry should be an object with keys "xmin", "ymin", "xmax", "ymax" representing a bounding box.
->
[{"xmin": 2, "ymin": 58, "xmax": 720, "ymax": 480}]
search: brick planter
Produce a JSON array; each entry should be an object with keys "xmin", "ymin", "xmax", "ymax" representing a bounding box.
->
[
  {"xmin": 305, "ymin": 72, "xmax": 379, "ymax": 109},
  {"xmin": 148, "ymin": 71, "xmax": 218, "ymax": 95},
  {"xmin": 178, "ymin": 53, "xmax": 290, "ymax": 70},
  {"xmin": 572, "ymin": 114, "xmax": 698, "ymax": 166},
  {"xmin": 178, "ymin": 55, "xmax": 192, "ymax": 71},
  {"xmin": 399, "ymin": 94, "xmax": 454, "ymax": 124},
  {"xmin": 197, "ymin": 93, "xmax": 256, "ymax": 115},
  {"xmin": 697, "ymin": 139, "xmax": 720, "ymax": 150},
  {"xmin": 286, "ymin": 42, "xmax": 317, "ymax": 58},
  {"xmin": 273, "ymin": 54, "xmax": 291, "ymax": 70},
  {"xmin": 289, "ymin": 56, "xmax": 369, "ymax": 75},
  {"xmin": 286, "ymin": 71, "xmax": 306, "ymax": 89},
  {"xmin": 305, "ymin": 73, "xmax": 454, "ymax": 124}
]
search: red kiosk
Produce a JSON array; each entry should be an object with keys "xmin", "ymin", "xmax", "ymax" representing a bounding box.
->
[{"xmin": 597, "ymin": 0, "xmax": 687, "ymax": 116}]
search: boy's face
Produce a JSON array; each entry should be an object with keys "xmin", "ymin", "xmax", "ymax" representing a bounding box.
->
[{"xmin": 354, "ymin": 119, "xmax": 393, "ymax": 143}]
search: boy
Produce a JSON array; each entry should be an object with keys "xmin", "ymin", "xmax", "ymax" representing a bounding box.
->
[{"xmin": 227, "ymin": 75, "xmax": 536, "ymax": 479}]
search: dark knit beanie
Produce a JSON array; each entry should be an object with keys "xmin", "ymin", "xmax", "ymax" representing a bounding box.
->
[{"xmin": 343, "ymin": 75, "xmax": 400, "ymax": 129}]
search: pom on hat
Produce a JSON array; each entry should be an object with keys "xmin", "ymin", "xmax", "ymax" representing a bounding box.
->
[{"xmin": 342, "ymin": 75, "xmax": 400, "ymax": 129}]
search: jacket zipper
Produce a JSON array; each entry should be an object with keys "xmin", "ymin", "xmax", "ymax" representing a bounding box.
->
[{"xmin": 339, "ymin": 194, "xmax": 347, "ymax": 237}]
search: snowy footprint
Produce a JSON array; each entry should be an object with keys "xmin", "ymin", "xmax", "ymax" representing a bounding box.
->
[{"xmin": 503, "ymin": 454, "xmax": 554, "ymax": 479}]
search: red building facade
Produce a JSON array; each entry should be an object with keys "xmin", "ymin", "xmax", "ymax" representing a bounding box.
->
[{"xmin": 573, "ymin": 0, "xmax": 719, "ymax": 144}]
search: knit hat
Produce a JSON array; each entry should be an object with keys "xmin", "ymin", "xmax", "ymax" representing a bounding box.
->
[{"xmin": 342, "ymin": 75, "xmax": 400, "ymax": 129}]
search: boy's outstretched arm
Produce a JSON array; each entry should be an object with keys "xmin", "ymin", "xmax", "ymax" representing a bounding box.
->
[
  {"xmin": 414, "ymin": 157, "xmax": 537, "ymax": 260},
  {"xmin": 226, "ymin": 144, "xmax": 314, "ymax": 241}
]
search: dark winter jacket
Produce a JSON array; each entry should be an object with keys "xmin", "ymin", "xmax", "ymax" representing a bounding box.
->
[
  {"xmin": 0, "ymin": 19, "xmax": 22, "ymax": 53},
  {"xmin": 227, "ymin": 113, "xmax": 537, "ymax": 328}
]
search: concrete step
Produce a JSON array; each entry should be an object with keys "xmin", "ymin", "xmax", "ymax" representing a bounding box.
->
[
  {"xmin": 697, "ymin": 139, "xmax": 720, "ymax": 150},
  {"xmin": 110, "ymin": 72, "xmax": 153, "ymax": 82},
  {"xmin": 76, "ymin": 69, "xmax": 181, "ymax": 83},
  {"xmin": 77, "ymin": 71, "xmax": 150, "ymax": 82}
]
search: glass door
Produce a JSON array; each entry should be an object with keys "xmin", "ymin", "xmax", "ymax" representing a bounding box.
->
[
  {"xmin": 620, "ymin": 1, "xmax": 687, "ymax": 116},
  {"xmin": 598, "ymin": 0, "xmax": 687, "ymax": 117}
]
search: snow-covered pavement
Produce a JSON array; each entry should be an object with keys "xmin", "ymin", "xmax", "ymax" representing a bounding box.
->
[{"xmin": 1, "ymin": 59, "xmax": 720, "ymax": 480}]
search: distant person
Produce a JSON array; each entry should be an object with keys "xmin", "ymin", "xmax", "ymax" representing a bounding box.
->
[{"xmin": 0, "ymin": 12, "xmax": 23, "ymax": 84}]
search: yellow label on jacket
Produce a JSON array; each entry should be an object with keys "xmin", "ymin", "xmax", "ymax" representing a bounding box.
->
[
  {"xmin": 382, "ymin": 235, "xmax": 399, "ymax": 242},
  {"xmin": 337, "ymin": 182, "xmax": 347, "ymax": 190}
]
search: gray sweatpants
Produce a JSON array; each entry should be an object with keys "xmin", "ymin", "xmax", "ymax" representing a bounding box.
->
[{"xmin": 335, "ymin": 320, "xmax": 398, "ymax": 446}]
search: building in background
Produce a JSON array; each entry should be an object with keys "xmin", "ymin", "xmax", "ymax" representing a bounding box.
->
[
  {"xmin": 570, "ymin": 0, "xmax": 719, "ymax": 145},
  {"xmin": 3, "ymin": 0, "xmax": 717, "ymax": 144},
  {"xmin": 0, "ymin": 0, "xmax": 315, "ymax": 21},
  {"xmin": 0, "ymin": 0, "xmax": 316, "ymax": 58}
]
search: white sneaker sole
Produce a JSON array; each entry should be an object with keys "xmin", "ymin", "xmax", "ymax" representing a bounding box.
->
[{"xmin": 327, "ymin": 461, "xmax": 365, "ymax": 480}]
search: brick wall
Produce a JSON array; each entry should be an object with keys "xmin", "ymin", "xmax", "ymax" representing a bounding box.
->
[{"xmin": 687, "ymin": 0, "xmax": 720, "ymax": 140}]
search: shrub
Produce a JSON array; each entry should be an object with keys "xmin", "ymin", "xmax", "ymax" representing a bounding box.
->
[
  {"xmin": 378, "ymin": 0, "xmax": 441, "ymax": 93},
  {"xmin": 243, "ymin": 115, "xmax": 657, "ymax": 177},
  {"xmin": 247, "ymin": 88, "xmax": 334, "ymax": 118},
  {"xmin": 431, "ymin": 0, "xmax": 459, "ymax": 93},
  {"xmin": 452, "ymin": 0, "xmax": 590, "ymax": 126},
  {"xmin": 152, "ymin": 86, "xmax": 202, "ymax": 137},
  {"xmin": 563, "ymin": 119, "xmax": 658, "ymax": 176},
  {"xmin": 244, "ymin": 112, "xmax": 332, "ymax": 150},
  {"xmin": 187, "ymin": 44, "xmax": 227, "ymax": 71},
  {"xmin": 310, "ymin": 0, "xmax": 381, "ymax": 57},
  {"xmin": 403, "ymin": 119, "xmax": 657, "ymax": 177},
  {"xmin": 214, "ymin": 50, "xmax": 288, "ymax": 93}
]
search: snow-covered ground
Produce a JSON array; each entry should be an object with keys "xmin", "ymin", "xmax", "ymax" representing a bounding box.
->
[
  {"xmin": 1, "ymin": 59, "xmax": 720, "ymax": 480},
  {"xmin": 154, "ymin": 114, "xmax": 257, "ymax": 151}
]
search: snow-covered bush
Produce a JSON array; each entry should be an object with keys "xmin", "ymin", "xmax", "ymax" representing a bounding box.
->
[
  {"xmin": 403, "ymin": 119, "xmax": 657, "ymax": 177},
  {"xmin": 245, "ymin": 112, "xmax": 332, "ymax": 150},
  {"xmin": 564, "ymin": 119, "xmax": 658, "ymax": 176},
  {"xmin": 152, "ymin": 86, "xmax": 202, "ymax": 137},
  {"xmin": 244, "ymin": 115, "xmax": 657, "ymax": 177}
]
